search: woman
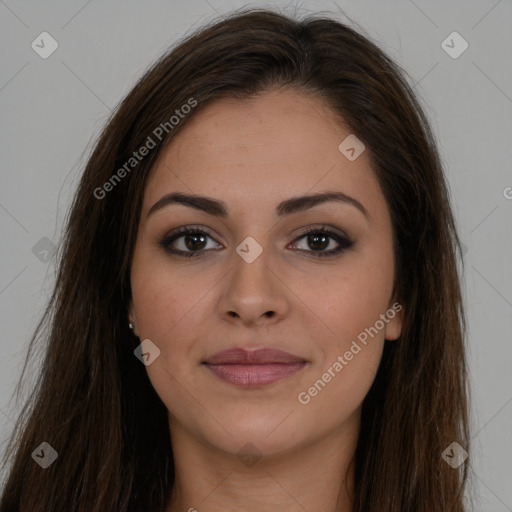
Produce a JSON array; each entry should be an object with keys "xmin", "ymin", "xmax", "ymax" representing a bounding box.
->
[{"xmin": 0, "ymin": 7, "xmax": 472, "ymax": 512}]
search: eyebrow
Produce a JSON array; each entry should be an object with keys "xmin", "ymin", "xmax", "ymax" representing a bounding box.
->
[{"xmin": 146, "ymin": 191, "xmax": 370, "ymax": 221}]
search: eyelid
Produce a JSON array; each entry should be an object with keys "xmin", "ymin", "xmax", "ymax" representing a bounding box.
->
[{"xmin": 292, "ymin": 223, "xmax": 350, "ymax": 240}]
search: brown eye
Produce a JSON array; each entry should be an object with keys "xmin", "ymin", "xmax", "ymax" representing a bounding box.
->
[
  {"xmin": 182, "ymin": 233, "xmax": 208, "ymax": 251},
  {"xmin": 290, "ymin": 227, "xmax": 353, "ymax": 258},
  {"xmin": 161, "ymin": 228, "xmax": 221, "ymax": 258},
  {"xmin": 160, "ymin": 225, "xmax": 353, "ymax": 259},
  {"xmin": 305, "ymin": 232, "xmax": 331, "ymax": 251}
]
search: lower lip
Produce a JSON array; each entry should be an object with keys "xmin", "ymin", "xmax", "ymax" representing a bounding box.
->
[{"xmin": 203, "ymin": 362, "xmax": 307, "ymax": 387}]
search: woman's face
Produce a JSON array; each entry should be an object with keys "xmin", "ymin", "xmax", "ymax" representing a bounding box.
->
[{"xmin": 129, "ymin": 88, "xmax": 403, "ymax": 458}]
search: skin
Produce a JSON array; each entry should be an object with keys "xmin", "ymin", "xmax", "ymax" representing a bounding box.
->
[{"xmin": 128, "ymin": 87, "xmax": 404, "ymax": 512}]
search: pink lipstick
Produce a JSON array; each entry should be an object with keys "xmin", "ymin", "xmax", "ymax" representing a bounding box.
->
[{"xmin": 202, "ymin": 347, "xmax": 307, "ymax": 387}]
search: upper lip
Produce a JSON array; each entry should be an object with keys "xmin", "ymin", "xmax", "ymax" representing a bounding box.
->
[{"xmin": 203, "ymin": 347, "xmax": 307, "ymax": 365}]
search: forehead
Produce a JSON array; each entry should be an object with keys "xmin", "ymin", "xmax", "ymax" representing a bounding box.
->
[{"xmin": 142, "ymin": 88, "xmax": 385, "ymax": 220}]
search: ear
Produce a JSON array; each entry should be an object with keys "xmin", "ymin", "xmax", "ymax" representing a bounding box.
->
[
  {"xmin": 127, "ymin": 301, "xmax": 139, "ymax": 337},
  {"xmin": 384, "ymin": 300, "xmax": 404, "ymax": 341}
]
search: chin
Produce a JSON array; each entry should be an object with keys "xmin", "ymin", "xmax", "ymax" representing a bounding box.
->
[{"xmin": 202, "ymin": 412, "xmax": 311, "ymax": 459}]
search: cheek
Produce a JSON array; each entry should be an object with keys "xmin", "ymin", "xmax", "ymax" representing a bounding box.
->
[
  {"xmin": 294, "ymin": 250, "xmax": 394, "ymax": 344},
  {"xmin": 130, "ymin": 269, "xmax": 206, "ymax": 416},
  {"xmin": 292, "ymin": 249, "xmax": 393, "ymax": 397},
  {"xmin": 294, "ymin": 269, "xmax": 391, "ymax": 421},
  {"xmin": 130, "ymin": 256, "xmax": 217, "ymax": 382},
  {"xmin": 130, "ymin": 250, "xmax": 213, "ymax": 340}
]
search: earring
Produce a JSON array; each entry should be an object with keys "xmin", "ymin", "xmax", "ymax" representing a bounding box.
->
[{"xmin": 128, "ymin": 322, "xmax": 134, "ymax": 330}]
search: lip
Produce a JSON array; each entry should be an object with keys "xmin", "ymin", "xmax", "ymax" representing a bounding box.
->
[
  {"xmin": 202, "ymin": 348, "xmax": 308, "ymax": 387},
  {"xmin": 203, "ymin": 347, "xmax": 306, "ymax": 365}
]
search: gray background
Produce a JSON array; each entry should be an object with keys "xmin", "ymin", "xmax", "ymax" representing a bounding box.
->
[{"xmin": 1, "ymin": 0, "xmax": 511, "ymax": 508}]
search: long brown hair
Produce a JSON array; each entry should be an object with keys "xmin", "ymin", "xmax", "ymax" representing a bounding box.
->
[{"xmin": 0, "ymin": 7, "xmax": 472, "ymax": 511}]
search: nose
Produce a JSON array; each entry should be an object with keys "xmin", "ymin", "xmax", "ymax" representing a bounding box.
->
[{"xmin": 217, "ymin": 243, "xmax": 290, "ymax": 327}]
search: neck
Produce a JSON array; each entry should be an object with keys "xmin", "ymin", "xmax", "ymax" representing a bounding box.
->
[{"xmin": 166, "ymin": 412, "xmax": 359, "ymax": 512}]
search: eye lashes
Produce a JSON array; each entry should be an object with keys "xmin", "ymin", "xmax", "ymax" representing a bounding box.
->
[{"xmin": 160, "ymin": 225, "xmax": 353, "ymax": 259}]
